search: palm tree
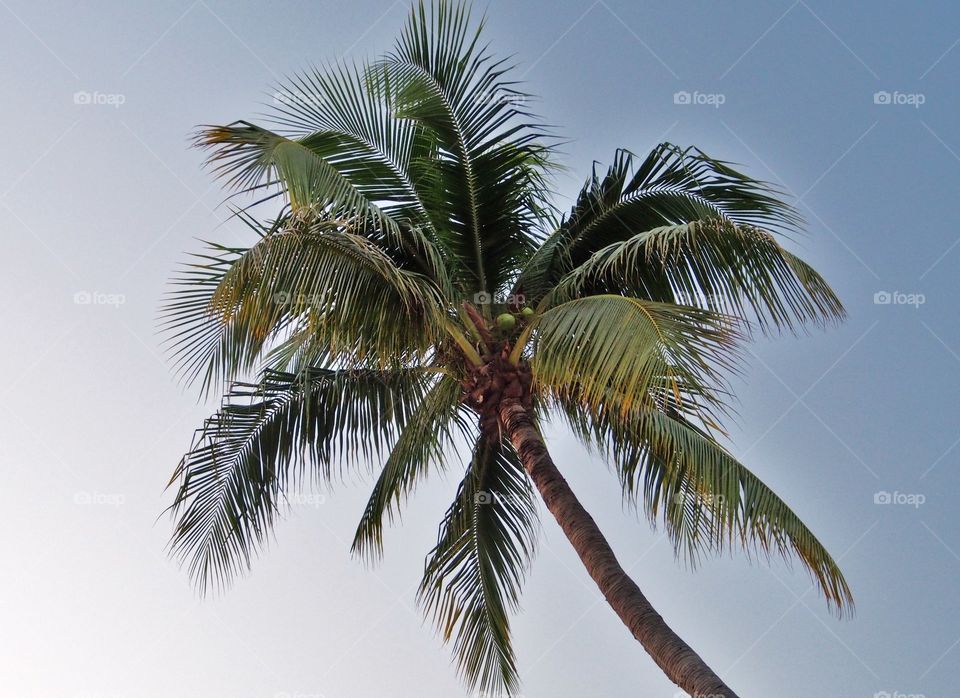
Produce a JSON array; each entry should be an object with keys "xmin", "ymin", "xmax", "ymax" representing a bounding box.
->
[{"xmin": 162, "ymin": 2, "xmax": 852, "ymax": 696}]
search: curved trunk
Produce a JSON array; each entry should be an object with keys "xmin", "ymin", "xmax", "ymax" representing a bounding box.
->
[{"xmin": 498, "ymin": 398, "xmax": 739, "ymax": 698}]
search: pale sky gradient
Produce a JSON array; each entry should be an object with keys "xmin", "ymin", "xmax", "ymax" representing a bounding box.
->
[{"xmin": 1, "ymin": 1, "xmax": 958, "ymax": 696}]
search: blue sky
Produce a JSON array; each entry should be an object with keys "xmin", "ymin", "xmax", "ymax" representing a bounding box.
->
[{"xmin": 1, "ymin": 1, "xmax": 957, "ymax": 696}]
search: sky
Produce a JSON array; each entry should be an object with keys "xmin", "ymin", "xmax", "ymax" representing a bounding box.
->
[{"xmin": 1, "ymin": 1, "xmax": 957, "ymax": 696}]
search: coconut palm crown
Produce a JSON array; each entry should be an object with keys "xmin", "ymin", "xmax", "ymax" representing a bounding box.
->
[{"xmin": 162, "ymin": 2, "xmax": 852, "ymax": 696}]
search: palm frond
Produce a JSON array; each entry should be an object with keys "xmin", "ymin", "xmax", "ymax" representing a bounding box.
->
[
  {"xmin": 167, "ymin": 367, "xmax": 428, "ymax": 592},
  {"xmin": 160, "ymin": 238, "xmax": 251, "ymax": 394},
  {"xmin": 518, "ymin": 144, "xmax": 802, "ymax": 303},
  {"xmin": 530, "ymin": 295, "xmax": 741, "ymax": 421},
  {"xmin": 419, "ymin": 435, "xmax": 538, "ymax": 695},
  {"xmin": 374, "ymin": 0, "xmax": 553, "ymax": 297},
  {"xmin": 160, "ymin": 215, "xmax": 446, "ymax": 393},
  {"xmin": 268, "ymin": 62, "xmax": 436, "ymax": 226},
  {"xmin": 560, "ymin": 397, "xmax": 853, "ymax": 614},
  {"xmin": 352, "ymin": 374, "xmax": 473, "ymax": 560},
  {"xmin": 551, "ymin": 218, "xmax": 845, "ymax": 333},
  {"xmin": 196, "ymin": 121, "xmax": 383, "ymax": 220},
  {"xmin": 271, "ymin": 62, "xmax": 459, "ymax": 288},
  {"xmin": 196, "ymin": 118, "xmax": 453, "ymax": 290}
]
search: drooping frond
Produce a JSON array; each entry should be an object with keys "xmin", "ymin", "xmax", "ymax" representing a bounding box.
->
[
  {"xmin": 268, "ymin": 62, "xmax": 437, "ymax": 228},
  {"xmin": 211, "ymin": 218, "xmax": 446, "ymax": 362},
  {"xmin": 551, "ymin": 218, "xmax": 845, "ymax": 333},
  {"xmin": 160, "ymin": 238, "xmax": 252, "ymax": 394},
  {"xmin": 419, "ymin": 436, "xmax": 538, "ymax": 695},
  {"xmin": 626, "ymin": 142, "xmax": 802, "ymax": 229},
  {"xmin": 167, "ymin": 367, "xmax": 428, "ymax": 592},
  {"xmin": 197, "ymin": 63, "xmax": 455, "ymax": 288},
  {"xmin": 160, "ymin": 215, "xmax": 446, "ymax": 393},
  {"xmin": 196, "ymin": 121, "xmax": 388, "ymax": 221},
  {"xmin": 518, "ymin": 144, "xmax": 803, "ymax": 305},
  {"xmin": 374, "ymin": 0, "xmax": 553, "ymax": 296},
  {"xmin": 559, "ymin": 398, "xmax": 853, "ymax": 614},
  {"xmin": 530, "ymin": 295, "xmax": 741, "ymax": 421},
  {"xmin": 352, "ymin": 374, "xmax": 473, "ymax": 560}
]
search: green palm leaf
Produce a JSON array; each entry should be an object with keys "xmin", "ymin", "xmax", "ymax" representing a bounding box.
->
[
  {"xmin": 197, "ymin": 121, "xmax": 387, "ymax": 221},
  {"xmin": 530, "ymin": 294, "xmax": 740, "ymax": 420},
  {"xmin": 270, "ymin": 64, "xmax": 436, "ymax": 225},
  {"xmin": 560, "ymin": 398, "xmax": 853, "ymax": 613},
  {"xmin": 419, "ymin": 435, "xmax": 538, "ymax": 695},
  {"xmin": 161, "ymin": 214, "xmax": 446, "ymax": 393},
  {"xmin": 201, "ymin": 62, "xmax": 456, "ymax": 287},
  {"xmin": 551, "ymin": 218, "xmax": 845, "ymax": 333},
  {"xmin": 518, "ymin": 144, "xmax": 802, "ymax": 305},
  {"xmin": 375, "ymin": 0, "xmax": 553, "ymax": 296},
  {"xmin": 352, "ymin": 373, "xmax": 473, "ymax": 560},
  {"xmin": 168, "ymin": 367, "xmax": 427, "ymax": 592},
  {"xmin": 160, "ymin": 237, "xmax": 251, "ymax": 394}
]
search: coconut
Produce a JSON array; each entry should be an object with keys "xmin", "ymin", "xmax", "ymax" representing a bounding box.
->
[{"xmin": 496, "ymin": 313, "xmax": 517, "ymax": 330}]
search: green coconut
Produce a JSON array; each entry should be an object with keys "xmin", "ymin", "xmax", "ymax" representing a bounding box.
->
[
  {"xmin": 520, "ymin": 306, "xmax": 535, "ymax": 318},
  {"xmin": 496, "ymin": 313, "xmax": 517, "ymax": 331}
]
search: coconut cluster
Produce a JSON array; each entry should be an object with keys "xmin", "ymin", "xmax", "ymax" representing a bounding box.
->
[{"xmin": 461, "ymin": 342, "xmax": 534, "ymax": 438}]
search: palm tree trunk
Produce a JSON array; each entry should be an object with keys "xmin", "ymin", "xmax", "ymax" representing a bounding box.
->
[{"xmin": 498, "ymin": 398, "xmax": 739, "ymax": 698}]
